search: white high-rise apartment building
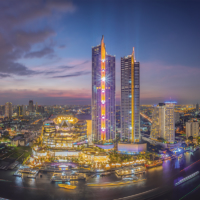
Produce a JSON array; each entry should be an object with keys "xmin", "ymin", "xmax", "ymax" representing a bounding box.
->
[
  {"xmin": 151, "ymin": 102, "xmax": 175, "ymax": 143},
  {"xmin": 186, "ymin": 121, "xmax": 199, "ymax": 138}
]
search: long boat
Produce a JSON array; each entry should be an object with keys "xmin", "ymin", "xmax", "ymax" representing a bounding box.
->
[
  {"xmin": 134, "ymin": 166, "xmax": 146, "ymax": 175},
  {"xmin": 145, "ymin": 160, "xmax": 163, "ymax": 168},
  {"xmin": 175, "ymin": 171, "xmax": 199, "ymax": 186},
  {"xmin": 13, "ymin": 171, "xmax": 22, "ymax": 177},
  {"xmin": 58, "ymin": 184, "xmax": 76, "ymax": 189},
  {"xmin": 51, "ymin": 172, "xmax": 85, "ymax": 182}
]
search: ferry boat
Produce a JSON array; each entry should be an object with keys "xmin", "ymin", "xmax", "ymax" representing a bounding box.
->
[
  {"xmin": 145, "ymin": 160, "xmax": 163, "ymax": 168},
  {"xmin": 122, "ymin": 175, "xmax": 138, "ymax": 181},
  {"xmin": 13, "ymin": 171, "xmax": 22, "ymax": 177},
  {"xmin": 134, "ymin": 166, "xmax": 146, "ymax": 175},
  {"xmin": 18, "ymin": 168, "xmax": 36, "ymax": 173},
  {"xmin": 51, "ymin": 172, "xmax": 86, "ymax": 182},
  {"xmin": 27, "ymin": 170, "xmax": 38, "ymax": 178},
  {"xmin": 115, "ymin": 168, "xmax": 134, "ymax": 176},
  {"xmin": 58, "ymin": 184, "xmax": 76, "ymax": 189},
  {"xmin": 27, "ymin": 173, "xmax": 37, "ymax": 178}
]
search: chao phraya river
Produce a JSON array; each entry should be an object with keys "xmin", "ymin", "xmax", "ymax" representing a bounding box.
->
[{"xmin": 0, "ymin": 150, "xmax": 200, "ymax": 200}]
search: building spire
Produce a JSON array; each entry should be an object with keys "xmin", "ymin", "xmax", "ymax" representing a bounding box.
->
[
  {"xmin": 132, "ymin": 47, "xmax": 136, "ymax": 62},
  {"xmin": 101, "ymin": 35, "xmax": 104, "ymax": 47}
]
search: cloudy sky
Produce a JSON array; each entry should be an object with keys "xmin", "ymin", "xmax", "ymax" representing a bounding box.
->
[{"xmin": 0, "ymin": 0, "xmax": 200, "ymax": 105}]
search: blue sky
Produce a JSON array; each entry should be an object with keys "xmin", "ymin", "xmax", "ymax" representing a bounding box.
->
[{"xmin": 0, "ymin": 0, "xmax": 199, "ymax": 105}]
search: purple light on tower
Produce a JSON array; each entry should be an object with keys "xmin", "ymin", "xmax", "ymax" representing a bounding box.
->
[{"xmin": 92, "ymin": 36, "xmax": 116, "ymax": 141}]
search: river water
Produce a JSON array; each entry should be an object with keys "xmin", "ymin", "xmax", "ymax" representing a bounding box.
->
[{"xmin": 0, "ymin": 150, "xmax": 200, "ymax": 200}]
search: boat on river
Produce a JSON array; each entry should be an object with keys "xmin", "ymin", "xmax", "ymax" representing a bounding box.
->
[
  {"xmin": 58, "ymin": 184, "xmax": 76, "ymax": 189},
  {"xmin": 175, "ymin": 171, "xmax": 199, "ymax": 186},
  {"xmin": 145, "ymin": 160, "xmax": 163, "ymax": 168}
]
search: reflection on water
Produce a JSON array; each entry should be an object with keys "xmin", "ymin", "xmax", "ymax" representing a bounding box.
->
[
  {"xmin": 15, "ymin": 176, "xmax": 23, "ymax": 186},
  {"xmin": 175, "ymin": 159, "xmax": 180, "ymax": 169},
  {"xmin": 1, "ymin": 150, "xmax": 200, "ymax": 200},
  {"xmin": 27, "ymin": 177, "xmax": 36, "ymax": 187}
]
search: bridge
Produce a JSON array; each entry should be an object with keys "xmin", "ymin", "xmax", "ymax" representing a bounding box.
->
[{"xmin": 140, "ymin": 112, "xmax": 152, "ymax": 123}]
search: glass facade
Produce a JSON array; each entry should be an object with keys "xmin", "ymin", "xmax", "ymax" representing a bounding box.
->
[
  {"xmin": 121, "ymin": 48, "xmax": 140, "ymax": 143},
  {"xmin": 92, "ymin": 36, "xmax": 116, "ymax": 141}
]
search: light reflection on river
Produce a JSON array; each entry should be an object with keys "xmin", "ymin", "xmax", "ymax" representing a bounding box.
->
[{"xmin": 0, "ymin": 150, "xmax": 200, "ymax": 200}]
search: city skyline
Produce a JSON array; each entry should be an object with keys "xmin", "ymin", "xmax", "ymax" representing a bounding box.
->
[
  {"xmin": 0, "ymin": 0, "xmax": 200, "ymax": 105},
  {"xmin": 0, "ymin": 1, "xmax": 200, "ymax": 200}
]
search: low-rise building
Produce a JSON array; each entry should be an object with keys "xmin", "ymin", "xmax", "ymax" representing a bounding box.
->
[{"xmin": 80, "ymin": 151, "xmax": 109, "ymax": 163}]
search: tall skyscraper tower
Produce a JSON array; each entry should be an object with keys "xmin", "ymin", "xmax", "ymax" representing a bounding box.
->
[
  {"xmin": 17, "ymin": 105, "xmax": 26, "ymax": 116},
  {"xmin": 36, "ymin": 102, "xmax": 38, "ymax": 111},
  {"xmin": 92, "ymin": 36, "xmax": 116, "ymax": 141},
  {"xmin": 29, "ymin": 100, "xmax": 33, "ymax": 112},
  {"xmin": 196, "ymin": 103, "xmax": 199, "ymax": 112},
  {"xmin": 22, "ymin": 105, "xmax": 26, "ymax": 116},
  {"xmin": 17, "ymin": 105, "xmax": 23, "ymax": 116},
  {"xmin": 121, "ymin": 48, "xmax": 140, "ymax": 143},
  {"xmin": 5, "ymin": 102, "xmax": 13, "ymax": 118},
  {"xmin": 151, "ymin": 102, "xmax": 175, "ymax": 143}
]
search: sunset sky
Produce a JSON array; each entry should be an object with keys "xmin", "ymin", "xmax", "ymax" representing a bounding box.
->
[{"xmin": 0, "ymin": 0, "xmax": 200, "ymax": 105}]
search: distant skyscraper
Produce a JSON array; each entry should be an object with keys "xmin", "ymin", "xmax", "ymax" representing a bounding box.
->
[
  {"xmin": 29, "ymin": 100, "xmax": 33, "ymax": 112},
  {"xmin": 0, "ymin": 105, "xmax": 5, "ymax": 116},
  {"xmin": 17, "ymin": 105, "xmax": 23, "ymax": 116},
  {"xmin": 5, "ymin": 102, "xmax": 13, "ymax": 118},
  {"xmin": 92, "ymin": 36, "xmax": 116, "ymax": 141},
  {"xmin": 36, "ymin": 102, "xmax": 38, "ymax": 111},
  {"xmin": 121, "ymin": 48, "xmax": 140, "ymax": 143},
  {"xmin": 151, "ymin": 102, "xmax": 175, "ymax": 143},
  {"xmin": 196, "ymin": 103, "xmax": 199, "ymax": 112},
  {"xmin": 186, "ymin": 121, "xmax": 199, "ymax": 138},
  {"xmin": 22, "ymin": 105, "xmax": 26, "ymax": 116},
  {"xmin": 37, "ymin": 105, "xmax": 45, "ymax": 113}
]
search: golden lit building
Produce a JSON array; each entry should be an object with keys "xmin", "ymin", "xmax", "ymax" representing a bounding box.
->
[{"xmin": 151, "ymin": 102, "xmax": 175, "ymax": 143}]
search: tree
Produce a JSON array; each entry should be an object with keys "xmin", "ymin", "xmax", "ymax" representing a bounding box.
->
[
  {"xmin": 188, "ymin": 136, "xmax": 193, "ymax": 142},
  {"xmin": 157, "ymin": 137, "xmax": 165, "ymax": 143}
]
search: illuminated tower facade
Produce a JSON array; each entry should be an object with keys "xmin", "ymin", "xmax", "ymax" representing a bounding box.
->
[
  {"xmin": 121, "ymin": 48, "xmax": 140, "ymax": 143},
  {"xmin": 92, "ymin": 36, "xmax": 116, "ymax": 141}
]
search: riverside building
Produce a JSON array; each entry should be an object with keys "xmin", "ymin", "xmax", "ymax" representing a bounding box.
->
[{"xmin": 151, "ymin": 102, "xmax": 176, "ymax": 143}]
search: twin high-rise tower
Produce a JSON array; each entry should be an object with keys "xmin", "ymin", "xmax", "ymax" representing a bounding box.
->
[
  {"xmin": 92, "ymin": 36, "xmax": 116, "ymax": 141},
  {"xmin": 92, "ymin": 36, "xmax": 140, "ymax": 143},
  {"xmin": 121, "ymin": 48, "xmax": 140, "ymax": 143}
]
